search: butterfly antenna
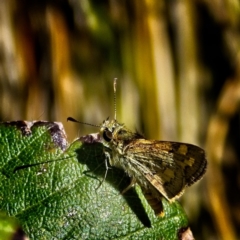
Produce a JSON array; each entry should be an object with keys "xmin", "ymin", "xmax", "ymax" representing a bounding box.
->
[
  {"xmin": 67, "ymin": 117, "xmax": 100, "ymax": 127},
  {"xmin": 113, "ymin": 78, "xmax": 117, "ymax": 120}
]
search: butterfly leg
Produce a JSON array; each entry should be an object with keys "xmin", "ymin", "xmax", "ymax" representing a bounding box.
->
[
  {"xmin": 121, "ymin": 177, "xmax": 137, "ymax": 195},
  {"xmin": 95, "ymin": 151, "xmax": 111, "ymax": 190}
]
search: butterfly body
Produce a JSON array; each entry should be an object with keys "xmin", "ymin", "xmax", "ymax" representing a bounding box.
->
[
  {"xmin": 99, "ymin": 118, "xmax": 207, "ymax": 215},
  {"xmin": 68, "ymin": 79, "xmax": 207, "ymax": 216}
]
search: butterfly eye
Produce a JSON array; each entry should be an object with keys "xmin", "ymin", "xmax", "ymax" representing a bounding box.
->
[{"xmin": 103, "ymin": 129, "xmax": 112, "ymax": 142}]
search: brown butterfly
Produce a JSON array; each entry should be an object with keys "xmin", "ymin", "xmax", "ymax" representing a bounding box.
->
[{"xmin": 68, "ymin": 79, "xmax": 207, "ymax": 216}]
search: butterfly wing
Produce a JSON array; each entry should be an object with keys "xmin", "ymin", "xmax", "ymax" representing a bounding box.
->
[{"xmin": 124, "ymin": 139, "xmax": 207, "ymax": 201}]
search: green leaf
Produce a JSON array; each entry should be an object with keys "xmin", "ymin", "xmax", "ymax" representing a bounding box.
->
[
  {"xmin": 0, "ymin": 121, "xmax": 189, "ymax": 240},
  {"xmin": 0, "ymin": 211, "xmax": 27, "ymax": 240}
]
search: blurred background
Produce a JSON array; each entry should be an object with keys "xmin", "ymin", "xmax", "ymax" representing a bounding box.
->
[{"xmin": 0, "ymin": 0, "xmax": 240, "ymax": 239}]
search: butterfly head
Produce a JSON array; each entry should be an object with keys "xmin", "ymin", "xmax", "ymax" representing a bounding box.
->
[{"xmin": 100, "ymin": 118, "xmax": 123, "ymax": 146}]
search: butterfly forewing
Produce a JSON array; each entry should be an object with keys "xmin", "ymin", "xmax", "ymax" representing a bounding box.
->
[{"xmin": 124, "ymin": 139, "xmax": 207, "ymax": 201}]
